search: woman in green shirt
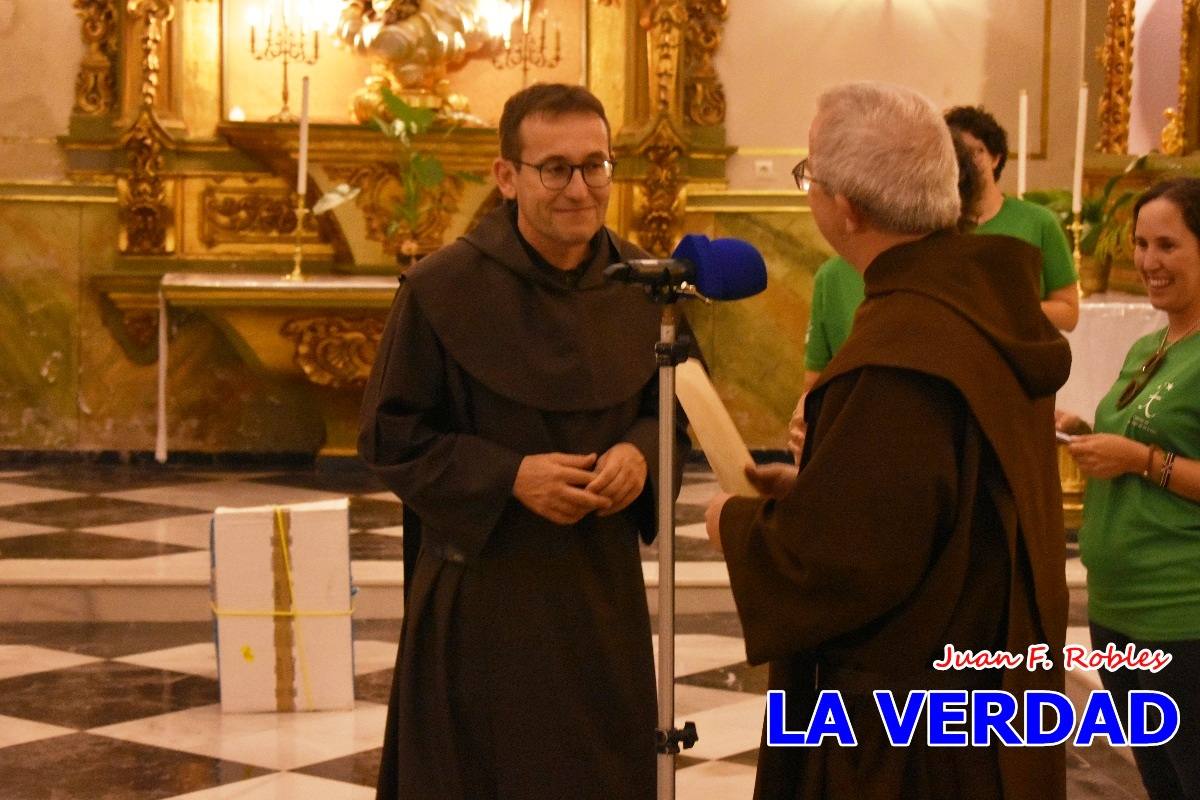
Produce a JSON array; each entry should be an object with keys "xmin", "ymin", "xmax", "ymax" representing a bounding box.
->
[{"xmin": 1059, "ymin": 178, "xmax": 1200, "ymax": 800}]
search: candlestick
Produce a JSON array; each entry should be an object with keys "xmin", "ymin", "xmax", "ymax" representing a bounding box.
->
[
  {"xmin": 1017, "ymin": 90, "xmax": 1028, "ymax": 198},
  {"xmin": 1071, "ymin": 83, "xmax": 1088, "ymax": 214},
  {"xmin": 297, "ymin": 76, "xmax": 309, "ymax": 196}
]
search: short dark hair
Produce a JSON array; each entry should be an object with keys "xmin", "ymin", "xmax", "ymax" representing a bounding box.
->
[
  {"xmin": 498, "ymin": 83, "xmax": 611, "ymax": 162},
  {"xmin": 951, "ymin": 128, "xmax": 982, "ymax": 231},
  {"xmin": 944, "ymin": 105, "xmax": 1008, "ymax": 181},
  {"xmin": 1133, "ymin": 177, "xmax": 1200, "ymax": 242}
]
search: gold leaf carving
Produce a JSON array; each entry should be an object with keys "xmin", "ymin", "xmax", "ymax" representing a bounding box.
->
[
  {"xmin": 633, "ymin": 118, "xmax": 686, "ymax": 257},
  {"xmin": 280, "ymin": 316, "xmax": 385, "ymax": 389},
  {"xmin": 684, "ymin": 0, "xmax": 727, "ymax": 126},
  {"xmin": 1098, "ymin": 0, "xmax": 1134, "ymax": 154},
  {"xmin": 119, "ymin": 0, "xmax": 176, "ymax": 255},
  {"xmin": 200, "ymin": 185, "xmax": 321, "ymax": 247},
  {"xmin": 72, "ymin": 0, "xmax": 119, "ymax": 115},
  {"xmin": 325, "ymin": 163, "xmax": 466, "ymax": 255},
  {"xmin": 642, "ymin": 0, "xmax": 687, "ymax": 117}
]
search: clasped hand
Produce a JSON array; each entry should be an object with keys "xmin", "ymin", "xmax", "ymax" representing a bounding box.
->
[{"xmin": 513, "ymin": 443, "xmax": 647, "ymax": 525}]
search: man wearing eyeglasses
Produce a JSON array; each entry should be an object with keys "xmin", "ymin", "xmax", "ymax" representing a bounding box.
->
[
  {"xmin": 706, "ymin": 82, "xmax": 1072, "ymax": 800},
  {"xmin": 360, "ymin": 83, "xmax": 687, "ymax": 800}
]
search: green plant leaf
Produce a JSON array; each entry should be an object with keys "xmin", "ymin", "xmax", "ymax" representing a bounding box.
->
[{"xmin": 412, "ymin": 153, "xmax": 445, "ymax": 187}]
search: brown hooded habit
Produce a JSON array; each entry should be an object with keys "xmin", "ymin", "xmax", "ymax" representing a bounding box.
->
[
  {"xmin": 359, "ymin": 204, "xmax": 688, "ymax": 800},
  {"xmin": 719, "ymin": 232, "xmax": 1072, "ymax": 800}
]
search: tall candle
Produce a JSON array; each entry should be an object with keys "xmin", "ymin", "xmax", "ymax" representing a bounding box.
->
[
  {"xmin": 1071, "ymin": 83, "xmax": 1088, "ymax": 214},
  {"xmin": 1017, "ymin": 90, "xmax": 1028, "ymax": 198},
  {"xmin": 297, "ymin": 76, "xmax": 310, "ymax": 197}
]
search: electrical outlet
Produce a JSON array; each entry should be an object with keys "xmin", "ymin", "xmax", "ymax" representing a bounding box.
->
[{"xmin": 754, "ymin": 159, "xmax": 774, "ymax": 178}]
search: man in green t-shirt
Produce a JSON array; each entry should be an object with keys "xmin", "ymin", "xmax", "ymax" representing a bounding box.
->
[{"xmin": 946, "ymin": 105, "xmax": 1080, "ymax": 331}]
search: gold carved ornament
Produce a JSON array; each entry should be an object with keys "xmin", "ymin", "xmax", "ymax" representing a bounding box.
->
[
  {"xmin": 118, "ymin": 0, "xmax": 176, "ymax": 255},
  {"xmin": 72, "ymin": 0, "xmax": 119, "ymax": 115},
  {"xmin": 683, "ymin": 0, "xmax": 727, "ymax": 127},
  {"xmin": 633, "ymin": 118, "xmax": 686, "ymax": 257},
  {"xmin": 1098, "ymin": 0, "xmax": 1135, "ymax": 154},
  {"xmin": 325, "ymin": 164, "xmax": 468, "ymax": 256},
  {"xmin": 200, "ymin": 184, "xmax": 322, "ymax": 248},
  {"xmin": 280, "ymin": 316, "xmax": 385, "ymax": 389},
  {"xmin": 1164, "ymin": 0, "xmax": 1200, "ymax": 155}
]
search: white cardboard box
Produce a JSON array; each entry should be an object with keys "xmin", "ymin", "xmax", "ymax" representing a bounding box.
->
[{"xmin": 211, "ymin": 498, "xmax": 355, "ymax": 713}]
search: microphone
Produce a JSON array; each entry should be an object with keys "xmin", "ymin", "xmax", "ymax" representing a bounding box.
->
[{"xmin": 604, "ymin": 234, "xmax": 767, "ymax": 300}]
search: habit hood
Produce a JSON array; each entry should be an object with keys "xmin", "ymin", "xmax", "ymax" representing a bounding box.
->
[{"xmin": 400, "ymin": 204, "xmax": 660, "ymax": 412}]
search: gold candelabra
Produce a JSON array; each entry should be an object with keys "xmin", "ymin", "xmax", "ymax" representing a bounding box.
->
[
  {"xmin": 493, "ymin": 9, "xmax": 561, "ymax": 86},
  {"xmin": 249, "ymin": 4, "xmax": 319, "ymax": 122},
  {"xmin": 1069, "ymin": 211, "xmax": 1084, "ymax": 274}
]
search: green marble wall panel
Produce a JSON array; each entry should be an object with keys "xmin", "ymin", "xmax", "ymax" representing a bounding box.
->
[
  {"xmin": 688, "ymin": 211, "xmax": 834, "ymax": 449},
  {"xmin": 0, "ymin": 202, "xmax": 81, "ymax": 448}
]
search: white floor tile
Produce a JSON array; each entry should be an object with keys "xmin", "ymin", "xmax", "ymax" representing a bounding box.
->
[
  {"xmin": 352, "ymin": 640, "xmax": 398, "ymax": 676},
  {"xmin": 102, "ymin": 481, "xmax": 347, "ymax": 512},
  {"xmin": 93, "ymin": 702, "xmax": 389, "ymax": 771},
  {"xmin": 0, "ymin": 483, "xmax": 86, "ymax": 508},
  {"xmin": 672, "ymin": 695, "xmax": 766, "ymax": 761},
  {"xmin": 0, "ymin": 714, "xmax": 77, "ymax": 748},
  {"xmin": 0, "ymin": 644, "xmax": 101, "ymax": 680},
  {"xmin": 675, "ymin": 756, "xmax": 757, "ymax": 799},
  {"xmin": 82, "ymin": 513, "xmax": 215, "ymax": 549},
  {"xmin": 0, "ymin": 471, "xmax": 31, "ymax": 479},
  {"xmin": 359, "ymin": 492, "xmax": 401, "ymax": 504},
  {"xmin": 0, "ymin": 520, "xmax": 61, "ymax": 540},
  {"xmin": 116, "ymin": 642, "xmax": 218, "ymax": 679},
  {"xmin": 675, "ymin": 522, "xmax": 709, "ymax": 540},
  {"xmin": 163, "ymin": 772, "xmax": 375, "ymax": 800},
  {"xmin": 677, "ymin": 481, "xmax": 722, "ymax": 506},
  {"xmin": 654, "ymin": 634, "xmax": 749, "ymax": 678},
  {"xmin": 361, "ymin": 525, "xmax": 403, "ymax": 538}
]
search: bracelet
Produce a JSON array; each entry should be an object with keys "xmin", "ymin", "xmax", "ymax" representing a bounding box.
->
[
  {"xmin": 1159, "ymin": 451, "xmax": 1176, "ymax": 489},
  {"xmin": 1143, "ymin": 444, "xmax": 1159, "ymax": 479}
]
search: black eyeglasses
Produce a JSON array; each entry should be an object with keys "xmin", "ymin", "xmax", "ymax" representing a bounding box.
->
[
  {"xmin": 1116, "ymin": 347, "xmax": 1168, "ymax": 410},
  {"xmin": 513, "ymin": 157, "xmax": 615, "ymax": 190},
  {"xmin": 792, "ymin": 158, "xmax": 817, "ymax": 192}
]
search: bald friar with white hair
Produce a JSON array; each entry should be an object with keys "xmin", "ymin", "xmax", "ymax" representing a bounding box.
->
[{"xmin": 705, "ymin": 81, "xmax": 1072, "ymax": 800}]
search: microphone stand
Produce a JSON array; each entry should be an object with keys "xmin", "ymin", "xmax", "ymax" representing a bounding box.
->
[{"xmin": 644, "ymin": 282, "xmax": 700, "ymax": 800}]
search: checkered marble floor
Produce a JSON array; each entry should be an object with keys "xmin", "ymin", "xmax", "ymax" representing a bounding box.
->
[{"xmin": 0, "ymin": 460, "xmax": 1142, "ymax": 798}]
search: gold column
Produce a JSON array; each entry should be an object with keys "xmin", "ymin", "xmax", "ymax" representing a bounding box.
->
[{"xmin": 1098, "ymin": 0, "xmax": 1135, "ymax": 154}]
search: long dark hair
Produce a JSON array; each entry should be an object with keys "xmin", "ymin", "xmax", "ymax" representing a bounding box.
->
[
  {"xmin": 1133, "ymin": 177, "xmax": 1200, "ymax": 242},
  {"xmin": 951, "ymin": 128, "xmax": 982, "ymax": 232}
]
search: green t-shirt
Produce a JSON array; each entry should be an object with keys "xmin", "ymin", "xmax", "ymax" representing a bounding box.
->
[
  {"xmin": 804, "ymin": 199, "xmax": 1078, "ymax": 369},
  {"xmin": 804, "ymin": 256, "xmax": 864, "ymax": 371},
  {"xmin": 975, "ymin": 196, "xmax": 1078, "ymax": 299},
  {"xmin": 1080, "ymin": 329, "xmax": 1200, "ymax": 640}
]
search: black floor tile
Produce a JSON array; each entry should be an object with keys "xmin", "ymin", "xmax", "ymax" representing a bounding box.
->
[
  {"xmin": 640, "ymin": 534, "xmax": 724, "ymax": 562},
  {"xmin": 354, "ymin": 669, "xmax": 394, "ymax": 705},
  {"xmin": 0, "ymin": 732, "xmax": 269, "ymax": 800},
  {"xmin": 0, "ymin": 622, "xmax": 214, "ymax": 658},
  {"xmin": 0, "ymin": 530, "xmax": 197, "ymax": 560},
  {"xmin": 674, "ymin": 503, "xmax": 707, "ymax": 526},
  {"xmin": 350, "ymin": 531, "xmax": 405, "ymax": 561},
  {"xmin": 349, "ymin": 497, "xmax": 406, "ymax": 530},
  {"xmin": 0, "ymin": 662, "xmax": 219, "ymax": 729},
  {"xmin": 252, "ymin": 470, "xmax": 386, "ymax": 495},
  {"xmin": 4, "ymin": 465, "xmax": 217, "ymax": 494},
  {"xmin": 719, "ymin": 748, "xmax": 760, "ymax": 767},
  {"xmin": 0, "ymin": 496, "xmax": 206, "ymax": 529},
  {"xmin": 295, "ymin": 746, "xmax": 383, "ymax": 788}
]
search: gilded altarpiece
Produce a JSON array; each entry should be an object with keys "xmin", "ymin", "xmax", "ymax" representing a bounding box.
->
[{"xmin": 46, "ymin": 0, "xmax": 730, "ymax": 455}]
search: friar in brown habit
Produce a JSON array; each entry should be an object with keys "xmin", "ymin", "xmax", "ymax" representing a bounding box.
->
[
  {"xmin": 705, "ymin": 82, "xmax": 1072, "ymax": 800},
  {"xmin": 359, "ymin": 83, "xmax": 688, "ymax": 800}
]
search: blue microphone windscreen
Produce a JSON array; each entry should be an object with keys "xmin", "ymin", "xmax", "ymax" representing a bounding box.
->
[{"xmin": 672, "ymin": 235, "xmax": 767, "ymax": 300}]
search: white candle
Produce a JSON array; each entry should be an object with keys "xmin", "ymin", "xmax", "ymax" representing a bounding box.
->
[
  {"xmin": 297, "ymin": 76, "xmax": 310, "ymax": 197},
  {"xmin": 1017, "ymin": 90, "xmax": 1028, "ymax": 198},
  {"xmin": 1071, "ymin": 83, "xmax": 1088, "ymax": 214}
]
